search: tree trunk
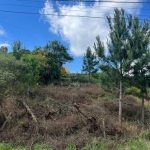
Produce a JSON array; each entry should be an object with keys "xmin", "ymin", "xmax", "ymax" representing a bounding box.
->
[
  {"xmin": 119, "ymin": 79, "xmax": 122, "ymax": 125},
  {"xmin": 27, "ymin": 82, "xmax": 30, "ymax": 96},
  {"xmin": 88, "ymin": 74, "xmax": 90, "ymax": 83},
  {"xmin": 141, "ymin": 97, "xmax": 144, "ymax": 124}
]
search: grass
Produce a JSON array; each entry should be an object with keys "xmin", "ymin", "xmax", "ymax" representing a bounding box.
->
[
  {"xmin": 0, "ymin": 138, "xmax": 150, "ymax": 150},
  {"xmin": 0, "ymin": 144, "xmax": 52, "ymax": 150}
]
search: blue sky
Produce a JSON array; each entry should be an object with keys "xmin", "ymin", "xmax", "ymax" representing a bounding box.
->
[{"xmin": 0, "ymin": 0, "xmax": 149, "ymax": 73}]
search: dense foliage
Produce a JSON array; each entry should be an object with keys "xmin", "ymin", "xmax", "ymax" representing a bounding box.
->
[{"xmin": 0, "ymin": 40, "xmax": 73, "ymax": 94}]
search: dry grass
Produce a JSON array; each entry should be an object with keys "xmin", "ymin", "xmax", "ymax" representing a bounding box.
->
[{"xmin": 0, "ymin": 85, "xmax": 150, "ymax": 149}]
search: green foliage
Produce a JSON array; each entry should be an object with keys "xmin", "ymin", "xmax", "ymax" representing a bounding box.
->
[
  {"xmin": 82, "ymin": 46, "xmax": 98, "ymax": 82},
  {"xmin": 12, "ymin": 40, "xmax": 29, "ymax": 60},
  {"xmin": 0, "ymin": 54, "xmax": 26, "ymax": 94},
  {"xmin": 127, "ymin": 139, "xmax": 147, "ymax": 150},
  {"xmin": 68, "ymin": 73, "xmax": 99, "ymax": 84},
  {"xmin": 140, "ymin": 129, "xmax": 150, "ymax": 140},
  {"xmin": 99, "ymin": 70, "xmax": 119, "ymax": 91},
  {"xmin": 31, "ymin": 40, "xmax": 73, "ymax": 84},
  {"xmin": 128, "ymin": 17, "xmax": 150, "ymax": 98},
  {"xmin": 94, "ymin": 8, "xmax": 150, "ymax": 124},
  {"xmin": 21, "ymin": 54, "xmax": 40, "ymax": 85},
  {"xmin": 0, "ymin": 46, "xmax": 8, "ymax": 53},
  {"xmin": 82, "ymin": 142, "xmax": 109, "ymax": 150},
  {"xmin": 125, "ymin": 87, "xmax": 141, "ymax": 96},
  {"xmin": 44, "ymin": 40, "xmax": 73, "ymax": 67},
  {"xmin": 0, "ymin": 144, "xmax": 27, "ymax": 150},
  {"xmin": 65, "ymin": 145, "xmax": 76, "ymax": 150}
]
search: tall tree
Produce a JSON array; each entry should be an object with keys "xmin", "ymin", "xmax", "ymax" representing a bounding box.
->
[
  {"xmin": 128, "ymin": 17, "xmax": 150, "ymax": 123},
  {"xmin": 42, "ymin": 40, "xmax": 73, "ymax": 84},
  {"xmin": 82, "ymin": 46, "xmax": 98, "ymax": 82},
  {"xmin": 44, "ymin": 40, "xmax": 73, "ymax": 67},
  {"xmin": 94, "ymin": 9, "xmax": 133, "ymax": 125}
]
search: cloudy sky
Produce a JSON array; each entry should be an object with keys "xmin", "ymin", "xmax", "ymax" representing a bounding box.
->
[{"xmin": 0, "ymin": 0, "xmax": 149, "ymax": 72}]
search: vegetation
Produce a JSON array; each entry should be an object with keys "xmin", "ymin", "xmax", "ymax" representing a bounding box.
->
[
  {"xmin": 93, "ymin": 8, "xmax": 150, "ymax": 125},
  {"xmin": 0, "ymin": 8, "xmax": 150, "ymax": 150},
  {"xmin": 82, "ymin": 46, "xmax": 98, "ymax": 83}
]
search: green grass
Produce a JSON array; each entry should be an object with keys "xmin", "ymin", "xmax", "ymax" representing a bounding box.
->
[
  {"xmin": 0, "ymin": 138, "xmax": 150, "ymax": 150},
  {"xmin": 0, "ymin": 143, "xmax": 52, "ymax": 150},
  {"xmin": 127, "ymin": 139, "xmax": 148, "ymax": 150}
]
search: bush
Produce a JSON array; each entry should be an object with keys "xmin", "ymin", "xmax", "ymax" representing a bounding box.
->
[{"xmin": 125, "ymin": 87, "xmax": 141, "ymax": 96}]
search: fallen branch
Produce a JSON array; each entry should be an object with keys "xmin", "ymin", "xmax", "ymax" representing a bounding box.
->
[
  {"xmin": 45, "ymin": 110, "xmax": 57, "ymax": 120},
  {"xmin": 0, "ymin": 112, "xmax": 12, "ymax": 131},
  {"xmin": 73, "ymin": 103, "xmax": 96, "ymax": 123},
  {"xmin": 73, "ymin": 103, "xmax": 88, "ymax": 118},
  {"xmin": 22, "ymin": 101, "xmax": 38, "ymax": 123}
]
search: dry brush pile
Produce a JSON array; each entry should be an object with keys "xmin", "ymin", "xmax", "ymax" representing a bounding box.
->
[{"xmin": 0, "ymin": 84, "xmax": 149, "ymax": 149}]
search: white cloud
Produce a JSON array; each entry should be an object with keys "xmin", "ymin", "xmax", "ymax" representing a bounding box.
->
[
  {"xmin": 0, "ymin": 42, "xmax": 10, "ymax": 48},
  {"xmin": 40, "ymin": 0, "xmax": 142, "ymax": 56},
  {"xmin": 0, "ymin": 26, "xmax": 5, "ymax": 37},
  {"xmin": 0, "ymin": 26, "xmax": 9, "ymax": 48}
]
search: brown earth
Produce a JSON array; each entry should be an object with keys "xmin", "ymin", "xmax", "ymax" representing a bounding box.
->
[{"xmin": 0, "ymin": 84, "xmax": 149, "ymax": 149}]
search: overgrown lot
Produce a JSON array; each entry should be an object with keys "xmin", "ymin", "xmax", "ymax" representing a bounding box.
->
[{"xmin": 0, "ymin": 84, "xmax": 150, "ymax": 149}]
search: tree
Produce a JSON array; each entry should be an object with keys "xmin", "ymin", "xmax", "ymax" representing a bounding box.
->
[
  {"xmin": 0, "ymin": 46, "xmax": 8, "ymax": 53},
  {"xmin": 42, "ymin": 40, "xmax": 73, "ymax": 84},
  {"xmin": 44, "ymin": 40, "xmax": 73, "ymax": 67},
  {"xmin": 21, "ymin": 54, "xmax": 40, "ymax": 93},
  {"xmin": 12, "ymin": 40, "xmax": 29, "ymax": 60},
  {"xmin": 0, "ymin": 55, "xmax": 26, "ymax": 95},
  {"xmin": 82, "ymin": 46, "xmax": 98, "ymax": 82},
  {"xmin": 94, "ymin": 9, "xmax": 133, "ymax": 125},
  {"xmin": 128, "ymin": 17, "xmax": 150, "ymax": 123}
]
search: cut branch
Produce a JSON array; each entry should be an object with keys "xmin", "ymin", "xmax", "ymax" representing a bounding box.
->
[
  {"xmin": 73, "ymin": 103, "xmax": 88, "ymax": 118},
  {"xmin": 73, "ymin": 103, "xmax": 96, "ymax": 123},
  {"xmin": 22, "ymin": 101, "xmax": 38, "ymax": 123},
  {"xmin": 0, "ymin": 112, "xmax": 12, "ymax": 131}
]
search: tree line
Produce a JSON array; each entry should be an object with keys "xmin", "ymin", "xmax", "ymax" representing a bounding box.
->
[{"xmin": 0, "ymin": 40, "xmax": 73, "ymax": 95}]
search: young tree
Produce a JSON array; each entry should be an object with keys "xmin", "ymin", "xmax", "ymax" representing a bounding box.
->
[
  {"xmin": 94, "ymin": 9, "xmax": 133, "ymax": 125},
  {"xmin": 82, "ymin": 46, "xmax": 98, "ymax": 82},
  {"xmin": 12, "ymin": 40, "xmax": 29, "ymax": 60},
  {"xmin": 128, "ymin": 17, "xmax": 150, "ymax": 123}
]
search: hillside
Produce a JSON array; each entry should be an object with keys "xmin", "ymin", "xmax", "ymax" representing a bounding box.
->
[{"xmin": 0, "ymin": 84, "xmax": 150, "ymax": 150}]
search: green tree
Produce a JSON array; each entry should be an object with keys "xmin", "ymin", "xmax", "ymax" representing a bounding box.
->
[
  {"xmin": 82, "ymin": 46, "xmax": 98, "ymax": 82},
  {"xmin": 21, "ymin": 54, "xmax": 40, "ymax": 93},
  {"xmin": 0, "ymin": 55, "xmax": 26, "ymax": 95},
  {"xmin": 12, "ymin": 40, "xmax": 29, "ymax": 60},
  {"xmin": 0, "ymin": 46, "xmax": 8, "ymax": 53},
  {"xmin": 41, "ymin": 40, "xmax": 73, "ymax": 84},
  {"xmin": 94, "ymin": 9, "xmax": 133, "ymax": 125},
  {"xmin": 128, "ymin": 17, "xmax": 150, "ymax": 123}
]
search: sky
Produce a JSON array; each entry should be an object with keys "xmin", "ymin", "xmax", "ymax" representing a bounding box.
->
[{"xmin": 0, "ymin": 0, "xmax": 149, "ymax": 73}]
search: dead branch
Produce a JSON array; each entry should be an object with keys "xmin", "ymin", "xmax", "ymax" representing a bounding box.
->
[
  {"xmin": 73, "ymin": 103, "xmax": 97, "ymax": 124},
  {"xmin": 22, "ymin": 101, "xmax": 38, "ymax": 123},
  {"xmin": 0, "ymin": 112, "xmax": 12, "ymax": 131},
  {"xmin": 73, "ymin": 103, "xmax": 88, "ymax": 118},
  {"xmin": 45, "ymin": 110, "xmax": 57, "ymax": 120}
]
